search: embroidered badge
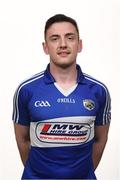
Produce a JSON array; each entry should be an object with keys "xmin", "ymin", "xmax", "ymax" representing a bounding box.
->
[{"xmin": 83, "ymin": 99, "xmax": 95, "ymax": 110}]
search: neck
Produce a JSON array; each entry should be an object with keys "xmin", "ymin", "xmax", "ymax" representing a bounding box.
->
[{"xmin": 49, "ymin": 63, "xmax": 77, "ymax": 88}]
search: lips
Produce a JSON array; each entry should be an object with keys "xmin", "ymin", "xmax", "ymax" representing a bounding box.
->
[{"xmin": 57, "ymin": 51, "xmax": 70, "ymax": 56}]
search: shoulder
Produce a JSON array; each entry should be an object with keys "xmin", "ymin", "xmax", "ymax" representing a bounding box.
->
[
  {"xmin": 14, "ymin": 70, "xmax": 45, "ymax": 95},
  {"xmin": 83, "ymin": 73, "xmax": 110, "ymax": 94}
]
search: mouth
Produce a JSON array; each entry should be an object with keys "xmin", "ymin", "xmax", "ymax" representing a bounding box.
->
[{"xmin": 57, "ymin": 51, "xmax": 70, "ymax": 57}]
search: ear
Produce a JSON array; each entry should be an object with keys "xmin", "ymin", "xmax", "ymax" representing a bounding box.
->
[
  {"xmin": 42, "ymin": 42, "xmax": 49, "ymax": 55},
  {"xmin": 78, "ymin": 39, "xmax": 83, "ymax": 53}
]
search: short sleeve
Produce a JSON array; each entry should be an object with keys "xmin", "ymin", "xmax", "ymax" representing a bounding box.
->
[
  {"xmin": 95, "ymin": 86, "xmax": 111, "ymax": 125},
  {"xmin": 12, "ymin": 85, "xmax": 30, "ymax": 126}
]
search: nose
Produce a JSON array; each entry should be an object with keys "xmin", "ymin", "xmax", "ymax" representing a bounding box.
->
[{"xmin": 59, "ymin": 37, "xmax": 67, "ymax": 48}]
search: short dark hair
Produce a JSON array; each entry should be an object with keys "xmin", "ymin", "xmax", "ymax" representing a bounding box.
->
[{"xmin": 44, "ymin": 14, "xmax": 79, "ymax": 39}]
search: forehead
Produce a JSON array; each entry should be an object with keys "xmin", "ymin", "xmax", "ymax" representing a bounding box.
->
[{"xmin": 46, "ymin": 22, "xmax": 78, "ymax": 36}]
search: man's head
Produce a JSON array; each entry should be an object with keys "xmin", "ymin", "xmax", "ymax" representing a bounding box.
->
[
  {"xmin": 43, "ymin": 14, "xmax": 82, "ymax": 69},
  {"xmin": 44, "ymin": 14, "xmax": 79, "ymax": 40}
]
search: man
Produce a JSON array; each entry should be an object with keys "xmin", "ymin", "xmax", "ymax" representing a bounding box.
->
[{"xmin": 12, "ymin": 14, "xmax": 111, "ymax": 179}]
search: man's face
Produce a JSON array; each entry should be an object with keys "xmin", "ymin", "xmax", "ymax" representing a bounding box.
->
[{"xmin": 43, "ymin": 22, "xmax": 82, "ymax": 68}]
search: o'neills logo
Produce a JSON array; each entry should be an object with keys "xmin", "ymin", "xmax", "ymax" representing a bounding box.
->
[{"xmin": 35, "ymin": 122, "xmax": 91, "ymax": 144}]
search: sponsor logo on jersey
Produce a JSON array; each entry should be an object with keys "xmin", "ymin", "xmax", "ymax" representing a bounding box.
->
[
  {"xmin": 83, "ymin": 99, "xmax": 95, "ymax": 110},
  {"xmin": 35, "ymin": 122, "xmax": 91, "ymax": 144},
  {"xmin": 57, "ymin": 98, "xmax": 75, "ymax": 104},
  {"xmin": 34, "ymin": 101, "xmax": 51, "ymax": 107}
]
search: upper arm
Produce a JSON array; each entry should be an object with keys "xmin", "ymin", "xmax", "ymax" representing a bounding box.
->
[
  {"xmin": 94, "ymin": 124, "xmax": 110, "ymax": 143},
  {"xmin": 13, "ymin": 123, "xmax": 30, "ymax": 165},
  {"xmin": 12, "ymin": 85, "xmax": 30, "ymax": 125},
  {"xmin": 14, "ymin": 123, "xmax": 30, "ymax": 143},
  {"xmin": 95, "ymin": 85, "xmax": 111, "ymax": 126}
]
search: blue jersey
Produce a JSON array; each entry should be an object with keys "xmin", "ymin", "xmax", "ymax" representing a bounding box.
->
[{"xmin": 12, "ymin": 64, "xmax": 111, "ymax": 179}]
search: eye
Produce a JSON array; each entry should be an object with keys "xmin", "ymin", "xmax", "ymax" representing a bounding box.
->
[
  {"xmin": 51, "ymin": 37, "xmax": 58, "ymax": 41},
  {"xmin": 67, "ymin": 35, "xmax": 75, "ymax": 41},
  {"xmin": 68, "ymin": 36, "xmax": 73, "ymax": 40},
  {"xmin": 50, "ymin": 35, "xmax": 59, "ymax": 41}
]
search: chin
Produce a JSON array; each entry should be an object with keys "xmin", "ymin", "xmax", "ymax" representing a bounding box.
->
[{"xmin": 55, "ymin": 61, "xmax": 75, "ymax": 69}]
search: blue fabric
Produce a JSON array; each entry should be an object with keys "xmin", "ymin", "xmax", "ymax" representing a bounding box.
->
[{"xmin": 13, "ymin": 64, "xmax": 111, "ymax": 179}]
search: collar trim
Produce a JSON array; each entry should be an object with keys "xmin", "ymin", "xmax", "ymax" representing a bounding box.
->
[{"xmin": 44, "ymin": 64, "xmax": 85, "ymax": 84}]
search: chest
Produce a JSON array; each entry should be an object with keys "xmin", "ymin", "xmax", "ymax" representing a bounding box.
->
[{"xmin": 27, "ymin": 83, "xmax": 99, "ymax": 122}]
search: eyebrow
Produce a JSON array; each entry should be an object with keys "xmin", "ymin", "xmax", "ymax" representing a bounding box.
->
[
  {"xmin": 49, "ymin": 34, "xmax": 59, "ymax": 38},
  {"xmin": 49, "ymin": 33, "xmax": 76, "ymax": 38},
  {"xmin": 65, "ymin": 33, "xmax": 76, "ymax": 37}
]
